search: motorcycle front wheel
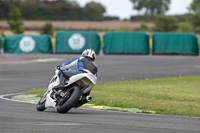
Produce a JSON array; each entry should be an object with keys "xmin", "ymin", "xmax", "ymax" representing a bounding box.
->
[
  {"xmin": 36, "ymin": 96, "xmax": 46, "ymax": 111},
  {"xmin": 57, "ymin": 86, "xmax": 81, "ymax": 113}
]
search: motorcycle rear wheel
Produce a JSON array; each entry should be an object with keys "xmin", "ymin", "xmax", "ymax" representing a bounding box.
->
[{"xmin": 57, "ymin": 86, "xmax": 81, "ymax": 113}]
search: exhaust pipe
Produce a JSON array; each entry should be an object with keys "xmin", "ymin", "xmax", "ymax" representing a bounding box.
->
[
  {"xmin": 74, "ymin": 96, "xmax": 92, "ymax": 108},
  {"xmin": 86, "ymin": 96, "xmax": 92, "ymax": 101}
]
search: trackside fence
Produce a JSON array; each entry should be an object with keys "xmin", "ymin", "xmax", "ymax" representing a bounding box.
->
[
  {"xmin": 4, "ymin": 35, "xmax": 52, "ymax": 54},
  {"xmin": 1, "ymin": 32, "xmax": 199, "ymax": 55},
  {"xmin": 0, "ymin": 35, "xmax": 1, "ymax": 53},
  {"xmin": 55, "ymin": 31, "xmax": 101, "ymax": 54},
  {"xmin": 103, "ymin": 32, "xmax": 150, "ymax": 55},
  {"xmin": 153, "ymin": 32, "xmax": 199, "ymax": 56}
]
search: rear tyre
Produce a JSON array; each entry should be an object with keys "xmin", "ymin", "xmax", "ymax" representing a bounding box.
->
[
  {"xmin": 36, "ymin": 96, "xmax": 46, "ymax": 111},
  {"xmin": 57, "ymin": 86, "xmax": 81, "ymax": 113}
]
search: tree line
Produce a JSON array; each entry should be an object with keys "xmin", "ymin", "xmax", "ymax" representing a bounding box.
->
[
  {"xmin": 130, "ymin": 0, "xmax": 200, "ymax": 33},
  {"xmin": 2, "ymin": 0, "xmax": 200, "ymax": 34},
  {"xmin": 0, "ymin": 0, "xmax": 119, "ymax": 21},
  {"xmin": 0, "ymin": 0, "xmax": 172, "ymax": 21}
]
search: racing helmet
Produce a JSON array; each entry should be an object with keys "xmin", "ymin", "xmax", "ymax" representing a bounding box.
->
[{"xmin": 81, "ymin": 49, "xmax": 96, "ymax": 61}]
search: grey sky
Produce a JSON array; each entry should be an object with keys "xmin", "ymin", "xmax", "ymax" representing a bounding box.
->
[{"xmin": 73, "ymin": 0, "xmax": 193, "ymax": 19}]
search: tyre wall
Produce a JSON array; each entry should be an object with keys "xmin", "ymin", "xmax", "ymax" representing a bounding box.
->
[
  {"xmin": 4, "ymin": 35, "xmax": 52, "ymax": 54},
  {"xmin": 103, "ymin": 32, "xmax": 149, "ymax": 54},
  {"xmin": 55, "ymin": 31, "xmax": 100, "ymax": 54},
  {"xmin": 0, "ymin": 35, "xmax": 1, "ymax": 52},
  {"xmin": 153, "ymin": 32, "xmax": 199, "ymax": 55}
]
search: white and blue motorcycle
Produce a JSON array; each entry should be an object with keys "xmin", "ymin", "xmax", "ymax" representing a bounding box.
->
[{"xmin": 36, "ymin": 69, "xmax": 97, "ymax": 113}]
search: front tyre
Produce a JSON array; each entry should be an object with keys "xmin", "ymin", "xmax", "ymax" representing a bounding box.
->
[
  {"xmin": 57, "ymin": 86, "xmax": 81, "ymax": 113},
  {"xmin": 36, "ymin": 96, "xmax": 46, "ymax": 111}
]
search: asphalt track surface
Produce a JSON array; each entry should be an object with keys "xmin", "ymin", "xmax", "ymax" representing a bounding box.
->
[{"xmin": 0, "ymin": 54, "xmax": 200, "ymax": 133}]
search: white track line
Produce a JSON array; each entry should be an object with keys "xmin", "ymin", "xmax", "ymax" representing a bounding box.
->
[
  {"xmin": 1, "ymin": 93, "xmax": 199, "ymax": 119},
  {"xmin": 0, "ymin": 93, "xmax": 142, "ymax": 115},
  {"xmin": 0, "ymin": 93, "xmax": 36, "ymax": 105}
]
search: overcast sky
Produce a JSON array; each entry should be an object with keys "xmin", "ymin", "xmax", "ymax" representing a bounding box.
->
[{"xmin": 73, "ymin": 0, "xmax": 193, "ymax": 19}]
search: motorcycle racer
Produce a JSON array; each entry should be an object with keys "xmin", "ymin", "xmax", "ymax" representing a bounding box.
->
[
  {"xmin": 60, "ymin": 48, "xmax": 97, "ymax": 75},
  {"xmin": 54, "ymin": 49, "xmax": 98, "ymax": 107}
]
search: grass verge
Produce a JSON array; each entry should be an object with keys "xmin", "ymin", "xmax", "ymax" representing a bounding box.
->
[
  {"xmin": 24, "ymin": 89, "xmax": 46, "ymax": 98},
  {"xmin": 25, "ymin": 76, "xmax": 200, "ymax": 117}
]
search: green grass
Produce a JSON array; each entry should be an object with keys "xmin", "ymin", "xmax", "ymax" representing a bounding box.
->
[
  {"xmin": 90, "ymin": 76, "xmax": 200, "ymax": 116},
  {"xmin": 101, "ymin": 39, "xmax": 104, "ymax": 49},
  {"xmin": 25, "ymin": 76, "xmax": 200, "ymax": 117},
  {"xmin": 24, "ymin": 89, "xmax": 47, "ymax": 98}
]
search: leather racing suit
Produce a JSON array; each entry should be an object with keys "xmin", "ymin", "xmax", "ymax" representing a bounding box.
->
[
  {"xmin": 57, "ymin": 56, "xmax": 98, "ymax": 107},
  {"xmin": 56, "ymin": 56, "xmax": 97, "ymax": 93},
  {"xmin": 60, "ymin": 56, "xmax": 98, "ymax": 76}
]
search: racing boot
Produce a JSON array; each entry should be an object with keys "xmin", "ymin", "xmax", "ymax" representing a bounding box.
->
[{"xmin": 53, "ymin": 72, "xmax": 65, "ymax": 91}]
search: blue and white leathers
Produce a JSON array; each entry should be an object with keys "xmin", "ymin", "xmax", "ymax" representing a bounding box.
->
[
  {"xmin": 60, "ymin": 56, "xmax": 98, "ymax": 76},
  {"xmin": 60, "ymin": 57, "xmax": 84, "ymax": 74}
]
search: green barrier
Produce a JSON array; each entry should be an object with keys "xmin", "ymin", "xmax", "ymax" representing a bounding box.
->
[
  {"xmin": 55, "ymin": 31, "xmax": 100, "ymax": 54},
  {"xmin": 103, "ymin": 32, "xmax": 149, "ymax": 54},
  {"xmin": 0, "ymin": 35, "xmax": 1, "ymax": 52},
  {"xmin": 4, "ymin": 35, "xmax": 52, "ymax": 54},
  {"xmin": 153, "ymin": 32, "xmax": 199, "ymax": 55}
]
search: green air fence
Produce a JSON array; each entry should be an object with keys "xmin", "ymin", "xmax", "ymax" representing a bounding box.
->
[
  {"xmin": 4, "ymin": 35, "xmax": 52, "ymax": 54},
  {"xmin": 153, "ymin": 32, "xmax": 199, "ymax": 56},
  {"xmin": 55, "ymin": 31, "xmax": 100, "ymax": 54},
  {"xmin": 0, "ymin": 35, "xmax": 1, "ymax": 53},
  {"xmin": 103, "ymin": 32, "xmax": 149, "ymax": 54}
]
